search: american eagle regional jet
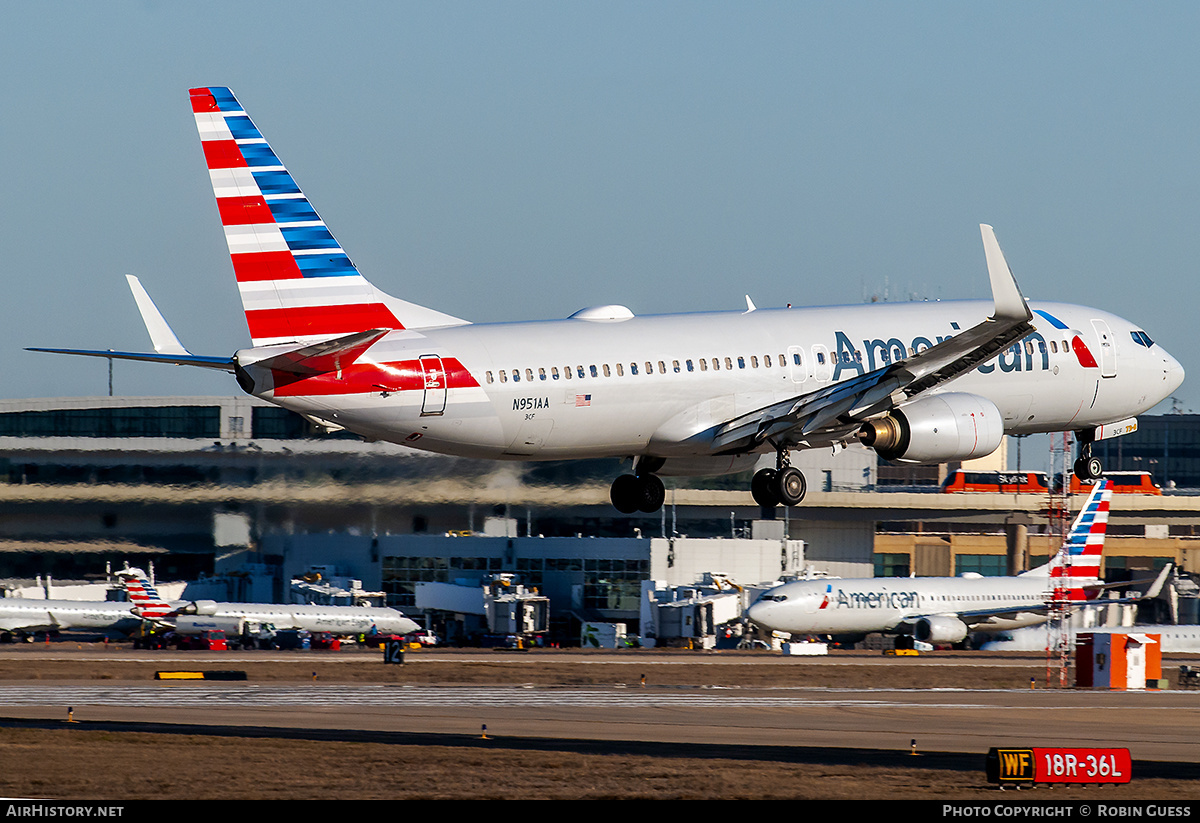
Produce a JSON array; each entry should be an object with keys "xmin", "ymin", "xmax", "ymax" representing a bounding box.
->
[{"xmin": 32, "ymin": 87, "xmax": 1184, "ymax": 513}]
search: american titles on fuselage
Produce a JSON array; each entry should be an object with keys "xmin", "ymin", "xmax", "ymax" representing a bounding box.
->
[{"xmin": 487, "ymin": 320, "xmax": 1124, "ymax": 411}]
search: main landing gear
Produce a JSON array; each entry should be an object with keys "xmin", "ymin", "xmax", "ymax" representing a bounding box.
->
[
  {"xmin": 610, "ymin": 465, "xmax": 666, "ymax": 514},
  {"xmin": 750, "ymin": 450, "xmax": 807, "ymax": 509},
  {"xmin": 1073, "ymin": 439, "xmax": 1103, "ymax": 483}
]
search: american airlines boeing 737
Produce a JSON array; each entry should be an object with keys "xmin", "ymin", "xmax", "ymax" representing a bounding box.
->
[
  {"xmin": 747, "ymin": 481, "xmax": 1171, "ymax": 644},
  {"xmin": 32, "ymin": 87, "xmax": 1184, "ymax": 513}
]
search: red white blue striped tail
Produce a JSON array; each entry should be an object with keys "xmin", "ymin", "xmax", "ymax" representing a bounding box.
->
[
  {"xmin": 189, "ymin": 87, "xmax": 466, "ymax": 347},
  {"xmin": 1045, "ymin": 479, "xmax": 1111, "ymax": 599},
  {"xmin": 115, "ymin": 568, "xmax": 173, "ymax": 620}
]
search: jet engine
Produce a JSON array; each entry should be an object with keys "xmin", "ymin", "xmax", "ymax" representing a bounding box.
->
[
  {"xmin": 857, "ymin": 393, "xmax": 1004, "ymax": 463},
  {"xmin": 913, "ymin": 615, "xmax": 970, "ymax": 645},
  {"xmin": 187, "ymin": 600, "xmax": 219, "ymax": 616}
]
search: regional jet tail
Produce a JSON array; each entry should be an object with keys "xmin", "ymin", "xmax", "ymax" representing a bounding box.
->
[
  {"xmin": 29, "ymin": 87, "xmax": 1184, "ymax": 514},
  {"xmin": 115, "ymin": 568, "xmax": 418, "ymax": 637},
  {"xmin": 746, "ymin": 481, "xmax": 1155, "ymax": 645}
]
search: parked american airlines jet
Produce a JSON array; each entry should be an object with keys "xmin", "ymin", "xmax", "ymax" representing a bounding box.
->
[
  {"xmin": 0, "ymin": 598, "xmax": 141, "ymax": 640},
  {"xmin": 115, "ymin": 569, "xmax": 419, "ymax": 636},
  {"xmin": 31, "ymin": 87, "xmax": 1184, "ymax": 513},
  {"xmin": 748, "ymin": 481, "xmax": 1170, "ymax": 644}
]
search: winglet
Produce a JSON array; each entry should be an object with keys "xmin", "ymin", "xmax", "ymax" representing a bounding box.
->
[
  {"xmin": 980, "ymin": 224, "xmax": 1033, "ymax": 323},
  {"xmin": 126, "ymin": 276, "xmax": 189, "ymax": 356},
  {"xmin": 1144, "ymin": 562, "xmax": 1173, "ymax": 600}
]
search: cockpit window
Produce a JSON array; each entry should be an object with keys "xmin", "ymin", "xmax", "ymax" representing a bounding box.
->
[
  {"xmin": 1131, "ymin": 330, "xmax": 1154, "ymax": 348},
  {"xmin": 759, "ymin": 594, "xmax": 788, "ymax": 602}
]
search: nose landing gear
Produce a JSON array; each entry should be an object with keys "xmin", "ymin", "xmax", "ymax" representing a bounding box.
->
[
  {"xmin": 1073, "ymin": 446, "xmax": 1104, "ymax": 483},
  {"xmin": 1073, "ymin": 435, "xmax": 1104, "ymax": 483}
]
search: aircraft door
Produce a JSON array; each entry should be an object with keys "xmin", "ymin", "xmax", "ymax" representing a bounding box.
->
[
  {"xmin": 1091, "ymin": 319, "xmax": 1117, "ymax": 378},
  {"xmin": 788, "ymin": 346, "xmax": 807, "ymax": 383},
  {"xmin": 419, "ymin": 354, "xmax": 447, "ymax": 416}
]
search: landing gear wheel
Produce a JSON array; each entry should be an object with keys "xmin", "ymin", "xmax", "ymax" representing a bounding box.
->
[
  {"xmin": 775, "ymin": 467, "xmax": 807, "ymax": 506},
  {"xmin": 751, "ymin": 468, "xmax": 781, "ymax": 508},
  {"xmin": 610, "ymin": 473, "xmax": 666, "ymax": 514},
  {"xmin": 610, "ymin": 474, "xmax": 641, "ymax": 514},
  {"xmin": 1073, "ymin": 456, "xmax": 1103, "ymax": 483},
  {"xmin": 636, "ymin": 473, "xmax": 666, "ymax": 513}
]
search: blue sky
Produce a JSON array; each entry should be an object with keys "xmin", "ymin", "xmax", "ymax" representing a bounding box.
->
[{"xmin": 3, "ymin": 2, "xmax": 1197, "ymax": 413}]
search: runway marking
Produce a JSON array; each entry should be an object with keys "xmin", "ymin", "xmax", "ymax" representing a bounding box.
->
[{"xmin": 0, "ymin": 685, "xmax": 1192, "ymax": 710}]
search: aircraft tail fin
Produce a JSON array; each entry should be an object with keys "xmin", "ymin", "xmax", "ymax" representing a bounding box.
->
[
  {"xmin": 115, "ymin": 568, "xmax": 175, "ymax": 621},
  {"xmin": 189, "ymin": 87, "xmax": 467, "ymax": 348},
  {"xmin": 1022, "ymin": 480, "xmax": 1112, "ymax": 598}
]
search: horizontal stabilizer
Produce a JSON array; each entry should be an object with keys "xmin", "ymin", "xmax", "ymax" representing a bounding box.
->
[
  {"xmin": 243, "ymin": 328, "xmax": 391, "ymax": 376},
  {"xmin": 26, "ymin": 347, "xmax": 235, "ymax": 371}
]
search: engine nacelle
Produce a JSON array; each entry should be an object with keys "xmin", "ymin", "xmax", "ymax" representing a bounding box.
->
[
  {"xmin": 187, "ymin": 600, "xmax": 219, "ymax": 616},
  {"xmin": 857, "ymin": 393, "xmax": 1004, "ymax": 463},
  {"xmin": 913, "ymin": 615, "xmax": 969, "ymax": 645}
]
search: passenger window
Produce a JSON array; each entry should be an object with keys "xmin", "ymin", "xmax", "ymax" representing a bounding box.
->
[
  {"xmin": 712, "ymin": 358, "xmax": 720, "ymax": 371},
  {"xmin": 602, "ymin": 364, "xmax": 610, "ymax": 377},
  {"xmin": 673, "ymin": 360, "xmax": 681, "ymax": 373},
  {"xmin": 486, "ymin": 371, "xmax": 494, "ymax": 384},
  {"xmin": 512, "ymin": 369, "xmax": 520, "ymax": 382},
  {"xmin": 724, "ymin": 357, "xmax": 732, "ymax": 370},
  {"xmin": 526, "ymin": 368, "xmax": 534, "ymax": 382},
  {"xmin": 564, "ymin": 366, "xmax": 572, "ymax": 380},
  {"xmin": 577, "ymin": 366, "xmax": 586, "ymax": 379},
  {"xmin": 751, "ymin": 356, "xmax": 758, "ymax": 368},
  {"xmin": 686, "ymin": 359, "xmax": 694, "ymax": 372},
  {"xmin": 764, "ymin": 355, "xmax": 772, "ymax": 368},
  {"xmin": 737, "ymin": 357, "xmax": 745, "ymax": 369},
  {"xmin": 645, "ymin": 361, "xmax": 653, "ymax": 375},
  {"xmin": 631, "ymin": 362, "xmax": 639, "ymax": 375},
  {"xmin": 616, "ymin": 363, "xmax": 624, "ymax": 377},
  {"xmin": 590, "ymin": 365, "xmax": 598, "ymax": 378},
  {"xmin": 499, "ymin": 370, "xmax": 508, "ymax": 383},
  {"xmin": 699, "ymin": 358, "xmax": 707, "ymax": 372},
  {"xmin": 658, "ymin": 361, "xmax": 666, "ymax": 374},
  {"xmin": 816, "ymin": 352, "xmax": 825, "ymax": 365},
  {"xmin": 552, "ymin": 367, "xmax": 560, "ymax": 380}
]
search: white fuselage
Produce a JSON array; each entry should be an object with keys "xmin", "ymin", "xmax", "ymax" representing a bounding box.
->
[
  {"xmin": 176, "ymin": 602, "xmax": 418, "ymax": 636},
  {"xmin": 0, "ymin": 599, "xmax": 141, "ymax": 635},
  {"xmin": 980, "ymin": 624, "xmax": 1200, "ymax": 652},
  {"xmin": 244, "ymin": 299, "xmax": 1183, "ymax": 466},
  {"xmin": 746, "ymin": 575, "xmax": 1055, "ymax": 637}
]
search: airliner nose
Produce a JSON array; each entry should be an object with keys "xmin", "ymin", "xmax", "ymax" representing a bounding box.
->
[{"xmin": 1164, "ymin": 349, "xmax": 1185, "ymax": 395}]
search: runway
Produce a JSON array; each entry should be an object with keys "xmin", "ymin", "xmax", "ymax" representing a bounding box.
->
[{"xmin": 4, "ymin": 681, "xmax": 1198, "ymax": 764}]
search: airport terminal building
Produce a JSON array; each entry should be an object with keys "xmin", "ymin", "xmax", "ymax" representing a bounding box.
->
[{"xmin": 1, "ymin": 396, "xmax": 1197, "ymax": 632}]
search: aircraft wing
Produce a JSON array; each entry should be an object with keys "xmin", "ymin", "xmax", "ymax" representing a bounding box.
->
[
  {"xmin": 902, "ymin": 565, "xmax": 1174, "ymax": 632},
  {"xmin": 0, "ymin": 611, "xmax": 57, "ymax": 632},
  {"xmin": 711, "ymin": 225, "xmax": 1034, "ymax": 454}
]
